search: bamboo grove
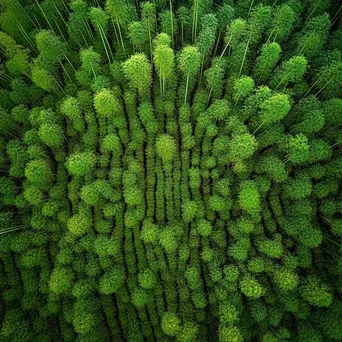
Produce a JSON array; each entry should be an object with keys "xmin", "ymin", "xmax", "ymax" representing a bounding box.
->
[{"xmin": 0, "ymin": 0, "xmax": 342, "ymax": 341}]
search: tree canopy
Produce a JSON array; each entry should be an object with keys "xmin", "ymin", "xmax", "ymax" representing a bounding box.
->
[{"xmin": 0, "ymin": 1, "xmax": 341, "ymax": 341}]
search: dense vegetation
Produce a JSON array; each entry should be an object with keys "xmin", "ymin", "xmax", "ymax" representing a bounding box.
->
[{"xmin": 0, "ymin": 0, "xmax": 342, "ymax": 341}]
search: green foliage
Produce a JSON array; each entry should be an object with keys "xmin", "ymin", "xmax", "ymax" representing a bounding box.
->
[
  {"xmin": 35, "ymin": 30, "xmax": 66, "ymax": 65},
  {"xmin": 233, "ymin": 76, "xmax": 255, "ymax": 102},
  {"xmin": 229, "ymin": 133, "xmax": 258, "ymax": 161},
  {"xmin": 161, "ymin": 312, "xmax": 181, "ymax": 336},
  {"xmin": 99, "ymin": 267, "xmax": 125, "ymax": 295},
  {"xmin": 283, "ymin": 174, "xmax": 312, "ymax": 200},
  {"xmin": 300, "ymin": 276, "xmax": 333, "ymax": 307},
  {"xmin": 255, "ymin": 155, "xmax": 287, "ymax": 182},
  {"xmin": 159, "ymin": 228, "xmax": 178, "ymax": 253},
  {"xmin": 219, "ymin": 326, "xmax": 243, "ymax": 342},
  {"xmin": 138, "ymin": 268, "xmax": 156, "ymax": 289},
  {"xmin": 94, "ymin": 89, "xmax": 121, "ymax": 118},
  {"xmin": 154, "ymin": 34, "xmax": 174, "ymax": 94},
  {"xmin": 155, "ymin": 134, "xmax": 176, "ymax": 162},
  {"xmin": 25, "ymin": 159, "xmax": 53, "ymax": 189},
  {"xmin": 258, "ymin": 239, "xmax": 284, "ymax": 259},
  {"xmin": 67, "ymin": 212, "xmax": 92, "ymax": 237},
  {"xmin": 182, "ymin": 201, "xmax": 198, "ymax": 222},
  {"xmin": 271, "ymin": 55, "xmax": 308, "ymax": 88},
  {"xmin": 288, "ymin": 134, "xmax": 310, "ymax": 164},
  {"xmin": 49, "ymin": 267, "xmax": 74, "ymax": 294},
  {"xmin": 122, "ymin": 53, "xmax": 152, "ymax": 93},
  {"xmin": 259, "ymin": 93, "xmax": 291, "ymax": 125},
  {"xmin": 0, "ymin": 1, "xmax": 341, "ymax": 341},
  {"xmin": 80, "ymin": 183, "xmax": 99, "ymax": 206},
  {"xmin": 179, "ymin": 46, "xmax": 201, "ymax": 77},
  {"xmin": 141, "ymin": 220, "xmax": 159, "ymax": 244},
  {"xmin": 39, "ymin": 123, "xmax": 64, "ymax": 148},
  {"xmin": 254, "ymin": 42, "xmax": 282, "ymax": 83},
  {"xmin": 76, "ymin": 47, "xmax": 101, "ymax": 86},
  {"xmin": 197, "ymin": 219, "xmax": 212, "ymax": 237},
  {"xmin": 239, "ymin": 181, "xmax": 261, "ymax": 214},
  {"xmin": 240, "ymin": 275, "xmax": 264, "ymax": 298},
  {"xmin": 219, "ymin": 303, "xmax": 239, "ymax": 324},
  {"xmin": 66, "ymin": 152, "xmax": 96, "ymax": 177}
]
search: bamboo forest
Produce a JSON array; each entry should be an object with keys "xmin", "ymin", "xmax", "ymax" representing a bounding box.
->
[{"xmin": 0, "ymin": 0, "xmax": 342, "ymax": 341}]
